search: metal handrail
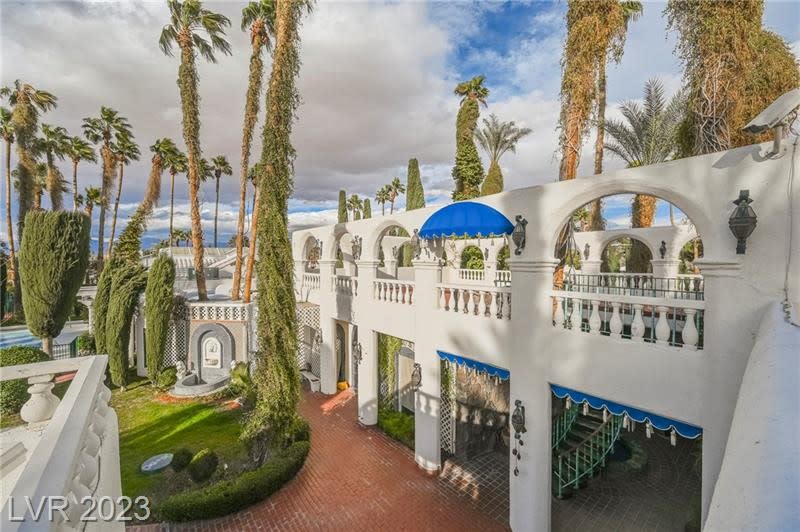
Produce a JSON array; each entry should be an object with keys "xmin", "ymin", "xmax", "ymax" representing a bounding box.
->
[{"xmin": 553, "ymin": 414, "xmax": 623, "ymax": 498}]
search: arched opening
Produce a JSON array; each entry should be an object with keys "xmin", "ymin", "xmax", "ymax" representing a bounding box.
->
[
  {"xmin": 303, "ymin": 236, "xmax": 320, "ymax": 273},
  {"xmin": 599, "ymin": 236, "xmax": 653, "ymax": 273},
  {"xmin": 371, "ymin": 223, "xmax": 414, "ymax": 280},
  {"xmin": 460, "ymin": 245, "xmax": 484, "ymax": 270}
]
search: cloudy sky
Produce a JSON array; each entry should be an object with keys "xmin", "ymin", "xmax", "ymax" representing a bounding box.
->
[{"xmin": 2, "ymin": 0, "xmax": 799, "ymax": 249}]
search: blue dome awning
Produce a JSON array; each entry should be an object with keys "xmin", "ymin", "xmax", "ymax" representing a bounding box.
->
[{"xmin": 419, "ymin": 202, "xmax": 514, "ymax": 239}]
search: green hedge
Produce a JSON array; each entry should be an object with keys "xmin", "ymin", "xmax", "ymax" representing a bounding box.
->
[
  {"xmin": 188, "ymin": 448, "xmax": 219, "ymax": 483},
  {"xmin": 172, "ymin": 448, "xmax": 193, "ymax": 472},
  {"xmin": 156, "ymin": 367, "xmax": 177, "ymax": 391},
  {"xmin": 144, "ymin": 255, "xmax": 175, "ymax": 384},
  {"xmin": 77, "ymin": 333, "xmax": 96, "ymax": 355},
  {"xmin": 377, "ymin": 409, "xmax": 414, "ymax": 449},
  {"xmin": 105, "ymin": 263, "xmax": 147, "ymax": 387},
  {"xmin": 157, "ymin": 441, "xmax": 310, "ymax": 522},
  {"xmin": 0, "ymin": 346, "xmax": 50, "ymax": 415}
]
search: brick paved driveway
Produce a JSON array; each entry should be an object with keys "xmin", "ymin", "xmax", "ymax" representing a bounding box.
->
[{"xmin": 138, "ymin": 390, "xmax": 508, "ymax": 531}]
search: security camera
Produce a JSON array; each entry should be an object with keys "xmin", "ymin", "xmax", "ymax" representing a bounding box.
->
[{"xmin": 742, "ymin": 88, "xmax": 800, "ymax": 155}]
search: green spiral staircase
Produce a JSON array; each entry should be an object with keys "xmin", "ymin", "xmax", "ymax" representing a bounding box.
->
[{"xmin": 551, "ymin": 405, "xmax": 623, "ymax": 498}]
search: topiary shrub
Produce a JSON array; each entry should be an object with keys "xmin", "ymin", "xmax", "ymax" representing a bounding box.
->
[
  {"xmin": 187, "ymin": 448, "xmax": 219, "ymax": 483},
  {"xmin": 157, "ymin": 441, "xmax": 310, "ymax": 522},
  {"xmin": 171, "ymin": 448, "xmax": 193, "ymax": 472},
  {"xmin": 105, "ymin": 263, "xmax": 147, "ymax": 388},
  {"xmin": 144, "ymin": 255, "xmax": 175, "ymax": 384},
  {"xmin": 0, "ymin": 345, "xmax": 50, "ymax": 415},
  {"xmin": 76, "ymin": 333, "xmax": 96, "ymax": 356},
  {"xmin": 156, "ymin": 367, "xmax": 178, "ymax": 391},
  {"xmin": 19, "ymin": 210, "xmax": 90, "ymax": 355},
  {"xmin": 93, "ymin": 257, "xmax": 120, "ymax": 354},
  {"xmin": 377, "ymin": 409, "xmax": 415, "ymax": 449}
]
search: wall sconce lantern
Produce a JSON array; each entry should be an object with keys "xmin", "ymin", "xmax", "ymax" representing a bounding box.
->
[
  {"xmin": 410, "ymin": 229, "xmax": 421, "ymax": 259},
  {"xmin": 351, "ymin": 236, "xmax": 362, "ymax": 261},
  {"xmin": 583, "ymin": 243, "xmax": 590, "ymax": 260},
  {"xmin": 511, "ymin": 399, "xmax": 526, "ymax": 476},
  {"xmin": 728, "ymin": 189, "xmax": 757, "ymax": 254},
  {"xmin": 410, "ymin": 363, "xmax": 422, "ymax": 391},
  {"xmin": 512, "ymin": 215, "xmax": 528, "ymax": 256},
  {"xmin": 313, "ymin": 328, "xmax": 322, "ymax": 350},
  {"xmin": 351, "ymin": 338, "xmax": 363, "ymax": 365},
  {"xmin": 659, "ymin": 240, "xmax": 667, "ymax": 259}
]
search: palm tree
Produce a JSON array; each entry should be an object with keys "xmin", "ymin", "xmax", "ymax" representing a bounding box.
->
[
  {"xmin": 107, "ymin": 133, "xmax": 140, "ymax": 256},
  {"xmin": 32, "ymin": 124, "xmax": 69, "ymax": 210},
  {"xmin": 452, "ymin": 75, "xmax": 489, "ymax": 200},
  {"xmin": 347, "ymin": 193, "xmax": 362, "ymax": 221},
  {"xmin": 63, "ymin": 136, "xmax": 96, "ymax": 211},
  {"xmin": 386, "ymin": 177, "xmax": 405, "ymax": 214},
  {"xmin": 83, "ymin": 186, "xmax": 101, "ymax": 218},
  {"xmin": 160, "ymin": 0, "xmax": 232, "ymax": 301},
  {"xmin": 454, "ymin": 75, "xmax": 490, "ymax": 106},
  {"xmin": 0, "ymin": 106, "xmax": 20, "ymax": 316},
  {"xmin": 164, "ymin": 149, "xmax": 187, "ymax": 247},
  {"xmin": 210, "ymin": 155, "xmax": 232, "ymax": 247},
  {"xmin": 375, "ymin": 186, "xmax": 389, "ymax": 216},
  {"xmin": 0, "ymin": 81, "xmax": 57, "ymax": 245},
  {"xmin": 242, "ymin": 162, "xmax": 263, "ymax": 303},
  {"xmin": 145, "ymin": 138, "xmax": 179, "ymax": 213},
  {"xmin": 474, "ymin": 114, "xmax": 532, "ymax": 196},
  {"xmin": 82, "ymin": 106, "xmax": 132, "ymax": 268},
  {"xmin": 31, "ymin": 162, "xmax": 48, "ymax": 210},
  {"xmin": 234, "ymin": 0, "xmax": 276, "ymax": 301}
]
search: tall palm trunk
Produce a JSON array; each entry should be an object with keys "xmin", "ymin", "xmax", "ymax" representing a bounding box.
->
[
  {"xmin": 108, "ymin": 161, "xmax": 124, "ymax": 256},
  {"xmin": 96, "ymin": 144, "xmax": 115, "ymax": 269},
  {"xmin": 45, "ymin": 154, "xmax": 62, "ymax": 211},
  {"xmin": 588, "ymin": 56, "xmax": 607, "ymax": 231},
  {"xmin": 178, "ymin": 33, "xmax": 208, "ymax": 300},
  {"xmin": 242, "ymin": 184, "xmax": 260, "ymax": 303},
  {"xmin": 381, "ymin": 202, "xmax": 385, "ymax": 216},
  {"xmin": 233, "ymin": 30, "xmax": 265, "ymax": 301},
  {"xmin": 213, "ymin": 175, "xmax": 220, "ymax": 248},
  {"xmin": 4, "ymin": 139, "xmax": 21, "ymax": 317},
  {"xmin": 169, "ymin": 169, "xmax": 176, "ymax": 246},
  {"xmin": 71, "ymin": 160, "xmax": 79, "ymax": 211}
]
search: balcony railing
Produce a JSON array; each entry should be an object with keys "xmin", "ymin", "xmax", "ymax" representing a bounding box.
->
[
  {"xmin": 302, "ymin": 272, "xmax": 320, "ymax": 290},
  {"xmin": 0, "ymin": 356, "xmax": 121, "ymax": 531},
  {"xmin": 331, "ymin": 275, "xmax": 358, "ymax": 297},
  {"xmin": 456, "ymin": 269, "xmax": 512, "ymax": 287},
  {"xmin": 374, "ymin": 280, "xmax": 415, "ymax": 305},
  {"xmin": 551, "ymin": 290, "xmax": 705, "ymax": 350},
  {"xmin": 437, "ymin": 284, "xmax": 512, "ymax": 320},
  {"xmin": 563, "ymin": 273, "xmax": 704, "ymax": 300}
]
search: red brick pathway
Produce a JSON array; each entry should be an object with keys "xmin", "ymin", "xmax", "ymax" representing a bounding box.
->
[{"xmin": 136, "ymin": 390, "xmax": 508, "ymax": 531}]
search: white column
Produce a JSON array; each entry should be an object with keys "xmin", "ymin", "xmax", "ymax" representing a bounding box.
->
[
  {"xmin": 318, "ymin": 259, "xmax": 338, "ymax": 395},
  {"xmin": 581, "ymin": 259, "xmax": 602, "ymax": 274},
  {"xmin": 411, "ymin": 258, "xmax": 442, "ymax": 472},
  {"xmin": 650, "ymin": 258, "xmax": 681, "ymax": 278},
  {"xmin": 355, "ymin": 260, "xmax": 381, "ymax": 425},
  {"xmin": 508, "ymin": 258, "xmax": 559, "ymax": 532}
]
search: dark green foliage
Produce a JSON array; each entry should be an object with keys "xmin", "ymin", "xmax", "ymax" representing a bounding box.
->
[
  {"xmin": 157, "ymin": 366, "xmax": 178, "ymax": 391},
  {"xmin": 114, "ymin": 209, "xmax": 147, "ymax": 265},
  {"xmin": 19, "ymin": 211, "xmax": 90, "ymax": 349},
  {"xmin": 337, "ymin": 189, "xmax": 347, "ymax": 223},
  {"xmin": 105, "ymin": 262, "xmax": 147, "ymax": 387},
  {"xmin": 144, "ymin": 255, "xmax": 176, "ymax": 384},
  {"xmin": 460, "ymin": 246, "xmax": 484, "ymax": 270},
  {"xmin": 377, "ymin": 410, "xmax": 414, "ymax": 449},
  {"xmin": 230, "ymin": 361, "xmax": 256, "ymax": 410},
  {"xmin": 452, "ymin": 99, "xmax": 484, "ymax": 200},
  {"xmin": 171, "ymin": 448, "xmax": 193, "ymax": 472},
  {"xmin": 156, "ymin": 440, "xmax": 310, "ymax": 522},
  {"xmin": 405, "ymin": 158, "xmax": 425, "ymax": 210},
  {"xmin": 92, "ymin": 258, "xmax": 118, "ymax": 354},
  {"xmin": 77, "ymin": 333, "xmax": 96, "ymax": 355},
  {"xmin": 188, "ymin": 448, "xmax": 219, "ymax": 483},
  {"xmin": 497, "ymin": 246, "xmax": 510, "ymax": 271},
  {"xmin": 0, "ymin": 345, "xmax": 49, "ymax": 415},
  {"xmin": 362, "ymin": 199, "xmax": 371, "ymax": 219},
  {"xmin": 377, "ymin": 332, "xmax": 402, "ymax": 410},
  {"xmin": 481, "ymin": 160, "xmax": 503, "ymax": 196}
]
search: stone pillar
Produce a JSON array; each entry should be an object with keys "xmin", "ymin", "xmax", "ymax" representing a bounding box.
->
[
  {"xmin": 581, "ymin": 259, "xmax": 602, "ymax": 274},
  {"xmin": 294, "ymin": 259, "xmax": 305, "ymax": 288},
  {"xmin": 318, "ymin": 259, "xmax": 338, "ymax": 395},
  {"xmin": 355, "ymin": 259, "xmax": 380, "ymax": 424},
  {"xmin": 508, "ymin": 258, "xmax": 559, "ymax": 532},
  {"xmin": 411, "ymin": 258, "xmax": 442, "ymax": 472},
  {"xmin": 650, "ymin": 258, "xmax": 681, "ymax": 278}
]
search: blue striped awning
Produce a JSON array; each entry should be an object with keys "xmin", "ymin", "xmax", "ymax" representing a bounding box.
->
[
  {"xmin": 420, "ymin": 202, "xmax": 513, "ymax": 239},
  {"xmin": 550, "ymin": 384, "xmax": 702, "ymax": 439},
  {"xmin": 437, "ymin": 350, "xmax": 510, "ymax": 380}
]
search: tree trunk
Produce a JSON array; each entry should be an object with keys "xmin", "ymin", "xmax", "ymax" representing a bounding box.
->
[
  {"xmin": 5, "ymin": 139, "xmax": 21, "ymax": 318},
  {"xmin": 242, "ymin": 185, "xmax": 260, "ymax": 303},
  {"xmin": 214, "ymin": 175, "xmax": 220, "ymax": 248},
  {"xmin": 108, "ymin": 162, "xmax": 124, "ymax": 256},
  {"xmin": 594, "ymin": 57, "xmax": 606, "ymax": 176},
  {"xmin": 169, "ymin": 170, "xmax": 176, "ymax": 247},
  {"xmin": 72, "ymin": 160, "xmax": 79, "ymax": 211},
  {"xmin": 42, "ymin": 337, "xmax": 53, "ymax": 358},
  {"xmin": 96, "ymin": 144, "xmax": 115, "ymax": 271}
]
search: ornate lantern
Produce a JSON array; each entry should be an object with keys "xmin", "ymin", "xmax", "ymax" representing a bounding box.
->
[
  {"xmin": 313, "ymin": 328, "xmax": 322, "ymax": 350},
  {"xmin": 728, "ymin": 190, "xmax": 757, "ymax": 254},
  {"xmin": 511, "ymin": 399, "xmax": 527, "ymax": 476},
  {"xmin": 659, "ymin": 240, "xmax": 667, "ymax": 259},
  {"xmin": 410, "ymin": 229, "xmax": 421, "ymax": 260},
  {"xmin": 351, "ymin": 338, "xmax": 362, "ymax": 365},
  {"xmin": 352, "ymin": 235, "xmax": 362, "ymax": 261},
  {"xmin": 583, "ymin": 243, "xmax": 590, "ymax": 260},
  {"xmin": 410, "ymin": 363, "xmax": 422, "ymax": 391},
  {"xmin": 512, "ymin": 215, "xmax": 527, "ymax": 256}
]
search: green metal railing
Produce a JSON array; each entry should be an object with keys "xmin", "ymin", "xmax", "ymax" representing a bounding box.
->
[
  {"xmin": 553, "ymin": 413, "xmax": 623, "ymax": 498},
  {"xmin": 551, "ymin": 404, "xmax": 578, "ymax": 449}
]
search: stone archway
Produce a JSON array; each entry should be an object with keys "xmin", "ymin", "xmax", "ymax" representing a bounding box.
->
[{"xmin": 189, "ymin": 323, "xmax": 235, "ymax": 382}]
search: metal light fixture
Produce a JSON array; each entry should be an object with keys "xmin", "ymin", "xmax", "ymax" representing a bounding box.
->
[
  {"xmin": 410, "ymin": 229, "xmax": 421, "ymax": 260},
  {"xmin": 351, "ymin": 338, "xmax": 363, "ymax": 365},
  {"xmin": 351, "ymin": 236, "xmax": 362, "ymax": 261},
  {"xmin": 512, "ymin": 215, "xmax": 527, "ymax": 256},
  {"xmin": 583, "ymin": 243, "xmax": 590, "ymax": 260},
  {"xmin": 410, "ymin": 363, "xmax": 422, "ymax": 391},
  {"xmin": 511, "ymin": 399, "xmax": 527, "ymax": 476},
  {"xmin": 659, "ymin": 240, "xmax": 667, "ymax": 259},
  {"xmin": 313, "ymin": 328, "xmax": 322, "ymax": 350},
  {"xmin": 728, "ymin": 190, "xmax": 757, "ymax": 254}
]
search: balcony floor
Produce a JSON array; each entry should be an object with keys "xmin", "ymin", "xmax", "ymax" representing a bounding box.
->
[{"xmin": 0, "ymin": 422, "xmax": 47, "ymax": 508}]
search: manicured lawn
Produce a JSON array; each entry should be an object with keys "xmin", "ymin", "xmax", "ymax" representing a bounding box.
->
[{"xmin": 111, "ymin": 378, "xmax": 246, "ymax": 499}]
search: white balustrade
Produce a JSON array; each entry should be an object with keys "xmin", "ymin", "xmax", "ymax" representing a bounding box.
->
[
  {"xmin": 331, "ymin": 275, "xmax": 358, "ymax": 297},
  {"xmin": 437, "ymin": 284, "xmax": 511, "ymax": 320},
  {"xmin": 551, "ymin": 290, "xmax": 705, "ymax": 349},
  {"xmin": 302, "ymin": 272, "xmax": 321, "ymax": 290},
  {"xmin": 564, "ymin": 272, "xmax": 704, "ymax": 300},
  {"xmin": 373, "ymin": 280, "xmax": 415, "ymax": 305},
  {"xmin": 188, "ymin": 301, "xmax": 250, "ymax": 321},
  {"xmin": 457, "ymin": 268, "xmax": 486, "ymax": 282},
  {"xmin": 494, "ymin": 270, "xmax": 512, "ymax": 286},
  {"xmin": 0, "ymin": 356, "xmax": 122, "ymax": 530}
]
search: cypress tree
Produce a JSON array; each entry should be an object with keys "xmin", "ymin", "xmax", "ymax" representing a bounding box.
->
[
  {"xmin": 92, "ymin": 258, "xmax": 116, "ymax": 354},
  {"xmin": 481, "ymin": 161, "xmax": 503, "ymax": 196},
  {"xmin": 105, "ymin": 262, "xmax": 147, "ymax": 388},
  {"xmin": 405, "ymin": 158, "xmax": 425, "ymax": 210},
  {"xmin": 144, "ymin": 254, "xmax": 176, "ymax": 384},
  {"xmin": 362, "ymin": 199, "xmax": 372, "ymax": 219},
  {"xmin": 452, "ymin": 76, "xmax": 488, "ymax": 201},
  {"xmin": 19, "ymin": 210, "xmax": 90, "ymax": 356},
  {"xmin": 337, "ymin": 189, "xmax": 347, "ymax": 223}
]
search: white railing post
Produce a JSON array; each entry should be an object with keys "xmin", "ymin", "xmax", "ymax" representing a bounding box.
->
[
  {"xmin": 589, "ymin": 300, "xmax": 601, "ymax": 334},
  {"xmin": 570, "ymin": 297, "xmax": 582, "ymax": 331},
  {"xmin": 655, "ymin": 306, "xmax": 671, "ymax": 345},
  {"xmin": 20, "ymin": 374, "xmax": 59, "ymax": 424},
  {"xmin": 554, "ymin": 296, "xmax": 565, "ymax": 329},
  {"xmin": 682, "ymin": 308, "xmax": 699, "ymax": 350},
  {"xmin": 631, "ymin": 304, "xmax": 645, "ymax": 341},
  {"xmin": 609, "ymin": 302, "xmax": 623, "ymax": 338}
]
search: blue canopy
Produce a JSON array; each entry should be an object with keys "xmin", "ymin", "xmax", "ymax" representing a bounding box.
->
[
  {"xmin": 419, "ymin": 202, "xmax": 514, "ymax": 239},
  {"xmin": 551, "ymin": 384, "xmax": 702, "ymax": 439},
  {"xmin": 437, "ymin": 350, "xmax": 510, "ymax": 380}
]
